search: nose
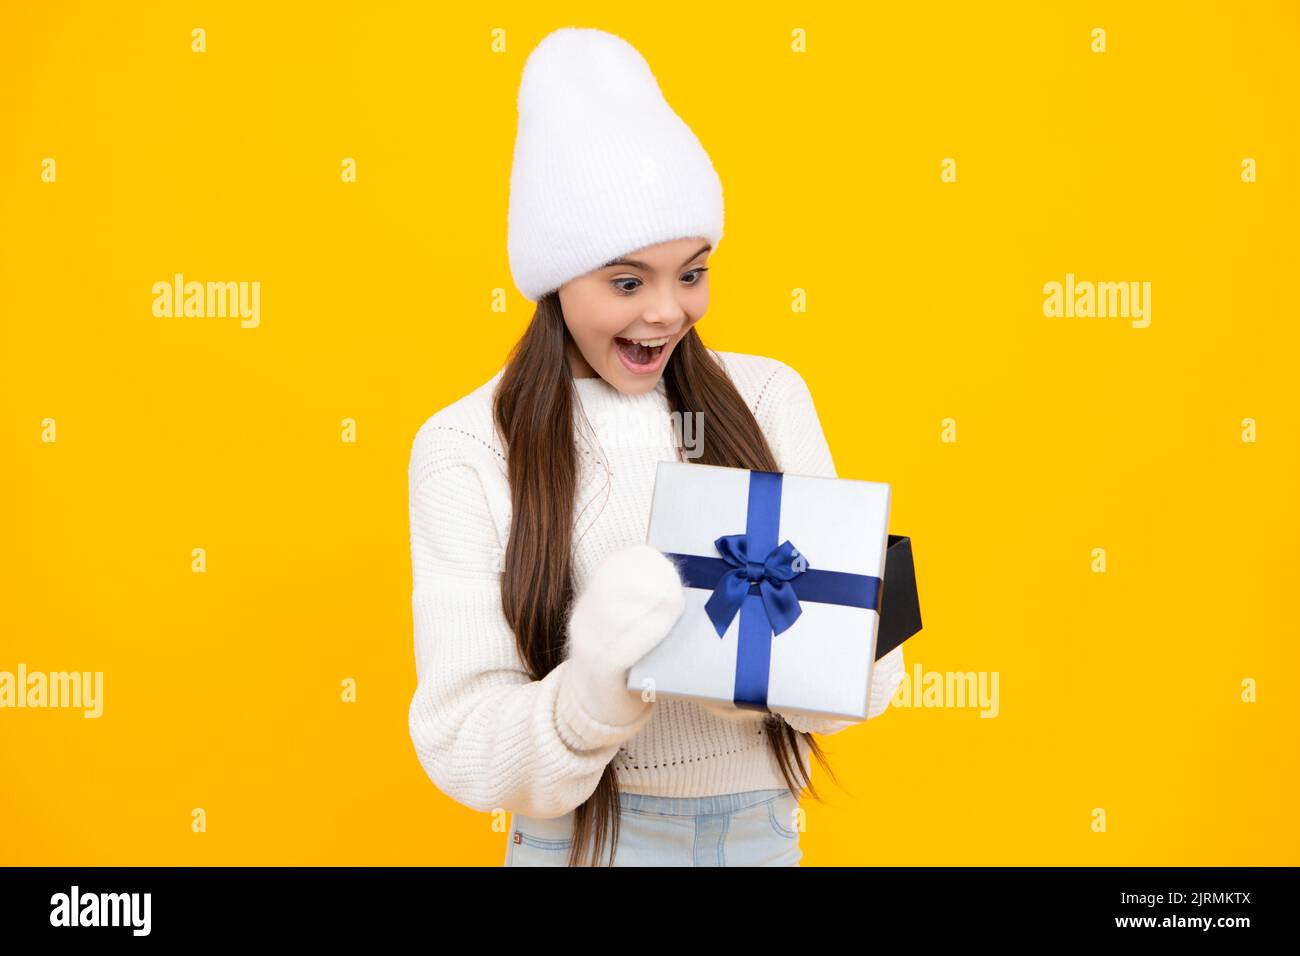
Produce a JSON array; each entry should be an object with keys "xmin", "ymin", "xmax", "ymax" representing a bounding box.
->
[{"xmin": 641, "ymin": 286, "xmax": 689, "ymax": 330}]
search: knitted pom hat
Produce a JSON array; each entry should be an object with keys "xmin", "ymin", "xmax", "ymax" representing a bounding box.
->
[{"xmin": 506, "ymin": 27, "xmax": 725, "ymax": 302}]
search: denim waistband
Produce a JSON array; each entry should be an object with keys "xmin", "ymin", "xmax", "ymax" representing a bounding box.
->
[{"xmin": 617, "ymin": 788, "xmax": 792, "ymax": 817}]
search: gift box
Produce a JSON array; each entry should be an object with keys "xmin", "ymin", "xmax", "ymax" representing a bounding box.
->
[
  {"xmin": 628, "ymin": 461, "xmax": 921, "ymax": 721},
  {"xmin": 877, "ymin": 534, "xmax": 922, "ymax": 661}
]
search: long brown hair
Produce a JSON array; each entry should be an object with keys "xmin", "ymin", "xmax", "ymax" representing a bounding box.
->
[{"xmin": 493, "ymin": 292, "xmax": 839, "ymax": 866}]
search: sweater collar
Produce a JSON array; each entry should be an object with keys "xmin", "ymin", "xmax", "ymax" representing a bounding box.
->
[{"xmin": 571, "ymin": 373, "xmax": 668, "ymax": 408}]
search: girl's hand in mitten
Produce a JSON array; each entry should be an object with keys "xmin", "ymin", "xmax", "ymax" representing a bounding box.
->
[{"xmin": 562, "ymin": 544, "xmax": 687, "ymax": 729}]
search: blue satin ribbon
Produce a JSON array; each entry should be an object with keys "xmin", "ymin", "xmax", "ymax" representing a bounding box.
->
[{"xmin": 663, "ymin": 470, "xmax": 883, "ymax": 712}]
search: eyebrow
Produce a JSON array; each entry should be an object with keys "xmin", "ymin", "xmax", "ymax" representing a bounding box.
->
[{"xmin": 601, "ymin": 243, "xmax": 712, "ymax": 272}]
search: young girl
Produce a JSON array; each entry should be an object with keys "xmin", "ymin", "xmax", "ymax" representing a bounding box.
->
[{"xmin": 407, "ymin": 27, "xmax": 905, "ymax": 867}]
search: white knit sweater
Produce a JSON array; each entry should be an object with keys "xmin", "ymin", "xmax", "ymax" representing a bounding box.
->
[{"xmin": 407, "ymin": 349, "xmax": 905, "ymax": 819}]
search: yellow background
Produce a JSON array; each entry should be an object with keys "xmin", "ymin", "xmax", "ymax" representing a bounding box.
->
[{"xmin": 2, "ymin": 1, "xmax": 1296, "ymax": 865}]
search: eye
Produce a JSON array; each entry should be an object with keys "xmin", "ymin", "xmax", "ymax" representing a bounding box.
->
[{"xmin": 609, "ymin": 268, "xmax": 709, "ymax": 297}]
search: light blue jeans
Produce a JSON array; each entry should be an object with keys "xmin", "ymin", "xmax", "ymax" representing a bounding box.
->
[{"xmin": 504, "ymin": 788, "xmax": 802, "ymax": 866}]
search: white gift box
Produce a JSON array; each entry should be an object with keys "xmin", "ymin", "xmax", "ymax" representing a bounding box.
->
[{"xmin": 627, "ymin": 461, "xmax": 891, "ymax": 721}]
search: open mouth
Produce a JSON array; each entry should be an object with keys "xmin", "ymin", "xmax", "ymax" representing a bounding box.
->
[{"xmin": 614, "ymin": 336, "xmax": 670, "ymax": 369}]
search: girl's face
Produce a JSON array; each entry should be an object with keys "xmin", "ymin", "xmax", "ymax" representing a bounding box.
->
[{"xmin": 557, "ymin": 236, "xmax": 711, "ymax": 394}]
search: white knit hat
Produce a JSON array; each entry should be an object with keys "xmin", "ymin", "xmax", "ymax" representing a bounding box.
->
[{"xmin": 507, "ymin": 27, "xmax": 725, "ymax": 302}]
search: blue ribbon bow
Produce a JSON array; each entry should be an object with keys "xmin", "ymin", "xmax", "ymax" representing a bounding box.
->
[
  {"xmin": 663, "ymin": 470, "xmax": 883, "ymax": 712},
  {"xmin": 702, "ymin": 535, "xmax": 809, "ymax": 638}
]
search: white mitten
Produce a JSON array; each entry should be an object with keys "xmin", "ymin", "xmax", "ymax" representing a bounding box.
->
[{"xmin": 562, "ymin": 544, "xmax": 687, "ymax": 729}]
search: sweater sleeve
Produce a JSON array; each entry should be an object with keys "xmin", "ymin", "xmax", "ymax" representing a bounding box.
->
[
  {"xmin": 406, "ymin": 425, "xmax": 655, "ymax": 820},
  {"xmin": 759, "ymin": 362, "xmax": 906, "ymax": 733}
]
